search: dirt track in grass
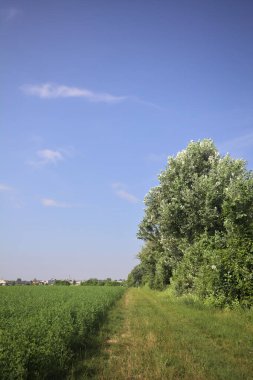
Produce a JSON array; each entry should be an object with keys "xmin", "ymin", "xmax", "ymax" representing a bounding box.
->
[{"xmin": 72, "ymin": 288, "xmax": 253, "ymax": 380}]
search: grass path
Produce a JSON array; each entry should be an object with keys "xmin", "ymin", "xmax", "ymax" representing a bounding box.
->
[{"xmin": 72, "ymin": 288, "xmax": 253, "ymax": 380}]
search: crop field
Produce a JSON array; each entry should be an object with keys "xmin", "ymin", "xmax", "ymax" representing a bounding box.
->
[{"xmin": 0, "ymin": 286, "xmax": 125, "ymax": 379}]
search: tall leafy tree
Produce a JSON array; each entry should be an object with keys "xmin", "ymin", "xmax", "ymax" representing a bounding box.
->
[{"xmin": 134, "ymin": 139, "xmax": 253, "ymax": 306}]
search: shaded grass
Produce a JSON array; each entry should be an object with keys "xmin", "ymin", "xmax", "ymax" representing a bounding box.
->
[
  {"xmin": 76, "ymin": 288, "xmax": 253, "ymax": 380},
  {"xmin": 68, "ymin": 293, "xmax": 127, "ymax": 379}
]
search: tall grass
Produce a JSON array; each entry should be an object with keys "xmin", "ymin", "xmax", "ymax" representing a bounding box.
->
[{"xmin": 93, "ymin": 288, "xmax": 253, "ymax": 380}]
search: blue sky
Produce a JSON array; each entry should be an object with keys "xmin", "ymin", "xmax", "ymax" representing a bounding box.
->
[{"xmin": 1, "ymin": 0, "xmax": 253, "ymax": 280}]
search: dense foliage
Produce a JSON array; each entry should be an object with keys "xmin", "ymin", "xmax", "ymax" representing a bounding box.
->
[
  {"xmin": 129, "ymin": 139, "xmax": 253, "ymax": 307},
  {"xmin": 0, "ymin": 286, "xmax": 124, "ymax": 379},
  {"xmin": 54, "ymin": 280, "xmax": 71, "ymax": 285}
]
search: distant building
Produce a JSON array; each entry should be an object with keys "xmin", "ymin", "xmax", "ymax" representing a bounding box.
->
[{"xmin": 0, "ymin": 279, "xmax": 6, "ymax": 286}]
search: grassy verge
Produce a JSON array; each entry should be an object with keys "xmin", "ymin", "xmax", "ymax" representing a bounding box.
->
[{"xmin": 76, "ymin": 288, "xmax": 253, "ymax": 380}]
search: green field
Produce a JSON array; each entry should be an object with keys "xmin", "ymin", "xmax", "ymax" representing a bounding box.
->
[
  {"xmin": 1, "ymin": 286, "xmax": 253, "ymax": 379},
  {"xmin": 0, "ymin": 286, "xmax": 125, "ymax": 379}
]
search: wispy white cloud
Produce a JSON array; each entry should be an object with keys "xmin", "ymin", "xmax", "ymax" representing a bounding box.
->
[
  {"xmin": 41, "ymin": 198, "xmax": 84, "ymax": 208},
  {"xmin": 37, "ymin": 149, "xmax": 63, "ymax": 164},
  {"xmin": 41, "ymin": 198, "xmax": 72, "ymax": 208},
  {"xmin": 0, "ymin": 8, "xmax": 22, "ymax": 21},
  {"xmin": 129, "ymin": 96, "xmax": 163, "ymax": 110},
  {"xmin": 219, "ymin": 132, "xmax": 253, "ymax": 153},
  {"xmin": 21, "ymin": 83, "xmax": 127, "ymax": 104},
  {"xmin": 21, "ymin": 83, "xmax": 162, "ymax": 108},
  {"xmin": 29, "ymin": 148, "xmax": 64, "ymax": 167},
  {"xmin": 112, "ymin": 183, "xmax": 138, "ymax": 203},
  {"xmin": 0, "ymin": 183, "xmax": 13, "ymax": 192},
  {"xmin": 116, "ymin": 189, "xmax": 139, "ymax": 203}
]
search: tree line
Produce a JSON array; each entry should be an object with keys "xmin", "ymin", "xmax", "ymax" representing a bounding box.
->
[{"xmin": 128, "ymin": 139, "xmax": 253, "ymax": 307}]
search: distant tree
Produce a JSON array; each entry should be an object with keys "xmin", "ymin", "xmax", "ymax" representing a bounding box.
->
[
  {"xmin": 54, "ymin": 280, "xmax": 71, "ymax": 286},
  {"xmin": 81, "ymin": 278, "xmax": 124, "ymax": 286},
  {"xmin": 127, "ymin": 264, "xmax": 145, "ymax": 287}
]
